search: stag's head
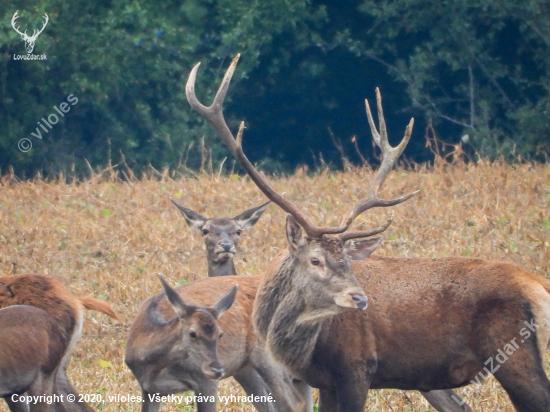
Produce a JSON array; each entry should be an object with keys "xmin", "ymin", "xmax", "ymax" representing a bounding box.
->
[
  {"xmin": 185, "ymin": 55, "xmax": 417, "ymax": 319},
  {"xmin": 158, "ymin": 274, "xmax": 237, "ymax": 379},
  {"xmin": 11, "ymin": 11, "xmax": 49, "ymax": 54},
  {"xmin": 171, "ymin": 199, "xmax": 270, "ymax": 268},
  {"xmin": 280, "ymin": 215, "xmax": 384, "ymax": 319}
]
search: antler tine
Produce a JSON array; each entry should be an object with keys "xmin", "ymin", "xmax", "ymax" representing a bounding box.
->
[
  {"xmin": 185, "ymin": 54, "xmax": 325, "ymax": 238},
  {"xmin": 339, "ymin": 88, "xmax": 419, "ymax": 230},
  {"xmin": 338, "ymin": 219, "xmax": 393, "ymax": 242}
]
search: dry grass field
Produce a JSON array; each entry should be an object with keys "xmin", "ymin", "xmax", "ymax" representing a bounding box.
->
[{"xmin": 0, "ymin": 158, "xmax": 549, "ymax": 412}]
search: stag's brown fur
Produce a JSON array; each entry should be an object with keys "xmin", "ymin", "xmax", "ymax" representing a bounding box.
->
[
  {"xmin": 0, "ymin": 305, "xmax": 66, "ymax": 412},
  {"xmin": 0, "ymin": 274, "xmax": 119, "ymax": 412},
  {"xmin": 255, "ymin": 252, "xmax": 550, "ymax": 412}
]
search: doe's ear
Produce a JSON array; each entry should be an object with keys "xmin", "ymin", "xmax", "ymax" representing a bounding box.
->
[
  {"xmin": 286, "ymin": 214, "xmax": 304, "ymax": 253},
  {"xmin": 232, "ymin": 201, "xmax": 271, "ymax": 229},
  {"xmin": 158, "ymin": 274, "xmax": 194, "ymax": 318},
  {"xmin": 210, "ymin": 285, "xmax": 238, "ymax": 319},
  {"xmin": 171, "ymin": 198, "xmax": 208, "ymax": 231},
  {"xmin": 345, "ymin": 236, "xmax": 383, "ymax": 261}
]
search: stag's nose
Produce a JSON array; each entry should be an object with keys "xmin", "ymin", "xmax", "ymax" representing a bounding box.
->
[
  {"xmin": 220, "ymin": 242, "xmax": 233, "ymax": 252},
  {"xmin": 351, "ymin": 294, "xmax": 368, "ymax": 310}
]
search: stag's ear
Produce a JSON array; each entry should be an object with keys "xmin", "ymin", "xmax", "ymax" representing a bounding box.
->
[
  {"xmin": 345, "ymin": 236, "xmax": 383, "ymax": 261},
  {"xmin": 286, "ymin": 214, "xmax": 304, "ymax": 253},
  {"xmin": 232, "ymin": 201, "xmax": 271, "ymax": 229},
  {"xmin": 210, "ymin": 285, "xmax": 238, "ymax": 319},
  {"xmin": 158, "ymin": 274, "xmax": 194, "ymax": 318},
  {"xmin": 171, "ymin": 198, "xmax": 208, "ymax": 231}
]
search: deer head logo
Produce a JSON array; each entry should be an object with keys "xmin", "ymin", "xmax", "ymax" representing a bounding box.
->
[{"xmin": 11, "ymin": 11, "xmax": 49, "ymax": 54}]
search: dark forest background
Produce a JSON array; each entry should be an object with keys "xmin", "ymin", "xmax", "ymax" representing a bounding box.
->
[{"xmin": 1, "ymin": 0, "xmax": 549, "ymax": 178}]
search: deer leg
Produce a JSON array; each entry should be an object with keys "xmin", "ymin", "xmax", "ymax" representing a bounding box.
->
[
  {"xmin": 493, "ymin": 364, "xmax": 550, "ymax": 412},
  {"xmin": 491, "ymin": 349, "xmax": 550, "ymax": 412},
  {"xmin": 234, "ymin": 366, "xmax": 277, "ymax": 412},
  {"xmin": 26, "ymin": 374, "xmax": 56, "ymax": 412},
  {"xmin": 255, "ymin": 366, "xmax": 305, "ymax": 412},
  {"xmin": 5, "ymin": 396, "xmax": 31, "ymax": 412},
  {"xmin": 140, "ymin": 389, "xmax": 161, "ymax": 412},
  {"xmin": 53, "ymin": 367, "xmax": 93, "ymax": 412},
  {"xmin": 251, "ymin": 351, "xmax": 305, "ymax": 412},
  {"xmin": 420, "ymin": 390, "xmax": 472, "ymax": 412},
  {"xmin": 293, "ymin": 379, "xmax": 314, "ymax": 412},
  {"xmin": 195, "ymin": 380, "xmax": 218, "ymax": 412},
  {"xmin": 335, "ymin": 376, "xmax": 368, "ymax": 412},
  {"xmin": 318, "ymin": 388, "xmax": 338, "ymax": 412}
]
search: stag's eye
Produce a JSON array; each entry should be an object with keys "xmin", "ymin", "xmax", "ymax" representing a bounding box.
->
[
  {"xmin": 219, "ymin": 332, "xmax": 224, "ymax": 339},
  {"xmin": 236, "ymin": 229, "xmax": 242, "ymax": 236},
  {"xmin": 189, "ymin": 331, "xmax": 197, "ymax": 338},
  {"xmin": 202, "ymin": 229, "xmax": 209, "ymax": 235},
  {"xmin": 311, "ymin": 258, "xmax": 320, "ymax": 266}
]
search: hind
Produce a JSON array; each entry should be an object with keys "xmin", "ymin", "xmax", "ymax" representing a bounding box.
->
[{"xmin": 0, "ymin": 274, "xmax": 118, "ymax": 412}]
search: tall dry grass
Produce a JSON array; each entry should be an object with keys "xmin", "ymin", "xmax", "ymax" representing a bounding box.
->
[{"xmin": 0, "ymin": 158, "xmax": 549, "ymax": 412}]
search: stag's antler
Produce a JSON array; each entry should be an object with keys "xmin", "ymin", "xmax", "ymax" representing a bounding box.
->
[
  {"xmin": 186, "ymin": 54, "xmax": 418, "ymax": 240},
  {"xmin": 338, "ymin": 89, "xmax": 419, "ymax": 230}
]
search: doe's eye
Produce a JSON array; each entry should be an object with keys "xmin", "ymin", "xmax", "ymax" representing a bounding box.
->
[
  {"xmin": 236, "ymin": 229, "xmax": 242, "ymax": 236},
  {"xmin": 202, "ymin": 229, "xmax": 209, "ymax": 235},
  {"xmin": 189, "ymin": 331, "xmax": 197, "ymax": 338},
  {"xmin": 311, "ymin": 258, "xmax": 320, "ymax": 266}
]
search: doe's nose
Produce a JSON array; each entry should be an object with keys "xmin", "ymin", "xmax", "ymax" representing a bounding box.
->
[
  {"xmin": 220, "ymin": 242, "xmax": 233, "ymax": 252},
  {"xmin": 211, "ymin": 365, "xmax": 224, "ymax": 379}
]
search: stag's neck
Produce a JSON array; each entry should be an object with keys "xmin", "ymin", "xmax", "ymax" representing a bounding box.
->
[
  {"xmin": 207, "ymin": 257, "xmax": 237, "ymax": 277},
  {"xmin": 254, "ymin": 253, "xmax": 324, "ymax": 373},
  {"xmin": 268, "ymin": 296, "xmax": 323, "ymax": 373}
]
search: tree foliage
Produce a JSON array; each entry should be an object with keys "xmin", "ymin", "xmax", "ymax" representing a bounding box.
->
[
  {"xmin": 0, "ymin": 0, "xmax": 325, "ymax": 176},
  {"xmin": 341, "ymin": 0, "xmax": 550, "ymax": 159},
  {"xmin": 0, "ymin": 0, "xmax": 548, "ymax": 178}
]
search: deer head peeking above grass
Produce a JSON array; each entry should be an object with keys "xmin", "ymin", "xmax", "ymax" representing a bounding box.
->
[{"xmin": 171, "ymin": 198, "xmax": 270, "ymax": 277}]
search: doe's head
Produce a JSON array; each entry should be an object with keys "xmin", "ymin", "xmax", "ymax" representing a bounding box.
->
[
  {"xmin": 171, "ymin": 199, "xmax": 270, "ymax": 265},
  {"xmin": 158, "ymin": 274, "xmax": 238, "ymax": 379}
]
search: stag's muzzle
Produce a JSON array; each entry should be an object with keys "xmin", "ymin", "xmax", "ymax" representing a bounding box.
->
[{"xmin": 335, "ymin": 287, "xmax": 368, "ymax": 310}]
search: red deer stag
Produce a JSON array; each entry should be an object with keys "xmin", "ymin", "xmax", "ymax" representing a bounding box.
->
[
  {"xmin": 125, "ymin": 273, "xmax": 306, "ymax": 412},
  {"xmin": 0, "ymin": 274, "xmax": 119, "ymax": 412},
  {"xmin": 0, "ymin": 305, "xmax": 66, "ymax": 412},
  {"xmin": 171, "ymin": 198, "xmax": 270, "ymax": 277},
  {"xmin": 186, "ymin": 54, "xmax": 550, "ymax": 412}
]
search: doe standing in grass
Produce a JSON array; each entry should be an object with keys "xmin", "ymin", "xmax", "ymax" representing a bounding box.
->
[{"xmin": 171, "ymin": 198, "xmax": 270, "ymax": 277}]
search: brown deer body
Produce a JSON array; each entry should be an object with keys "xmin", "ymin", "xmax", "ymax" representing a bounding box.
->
[
  {"xmin": 171, "ymin": 199, "xmax": 270, "ymax": 277},
  {"xmin": 0, "ymin": 274, "xmax": 119, "ymax": 412},
  {"xmin": 256, "ymin": 252, "xmax": 550, "ymax": 412},
  {"xmin": 184, "ymin": 54, "xmax": 550, "ymax": 411},
  {"xmin": 0, "ymin": 305, "xmax": 66, "ymax": 412},
  {"xmin": 125, "ymin": 275, "xmax": 305, "ymax": 412}
]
